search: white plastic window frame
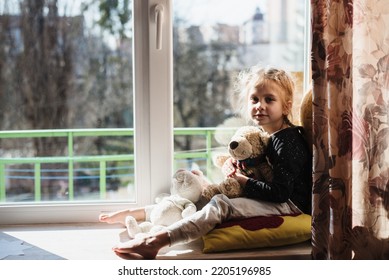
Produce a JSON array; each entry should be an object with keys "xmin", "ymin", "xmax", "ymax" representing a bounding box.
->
[
  {"xmin": 0, "ymin": 0, "xmax": 173, "ymax": 224},
  {"xmin": 133, "ymin": 0, "xmax": 174, "ymax": 209}
]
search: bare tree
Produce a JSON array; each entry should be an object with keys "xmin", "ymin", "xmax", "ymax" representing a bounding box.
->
[
  {"xmin": 11, "ymin": 0, "xmax": 73, "ymax": 156},
  {"xmin": 173, "ymin": 20, "xmax": 236, "ymax": 152}
]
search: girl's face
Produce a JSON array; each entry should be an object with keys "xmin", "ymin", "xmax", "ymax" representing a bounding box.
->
[{"xmin": 247, "ymin": 80, "xmax": 290, "ymax": 134}]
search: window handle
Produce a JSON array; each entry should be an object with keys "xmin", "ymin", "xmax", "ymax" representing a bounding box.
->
[{"xmin": 154, "ymin": 4, "xmax": 164, "ymax": 50}]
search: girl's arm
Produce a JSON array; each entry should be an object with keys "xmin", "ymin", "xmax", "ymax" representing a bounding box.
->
[{"xmin": 242, "ymin": 129, "xmax": 310, "ymax": 206}]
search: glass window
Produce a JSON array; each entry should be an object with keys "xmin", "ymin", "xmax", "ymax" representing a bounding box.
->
[
  {"xmin": 172, "ymin": 0, "xmax": 307, "ymax": 181},
  {"xmin": 0, "ymin": 1, "xmax": 135, "ymax": 204},
  {"xmin": 0, "ymin": 0, "xmax": 308, "ymax": 224}
]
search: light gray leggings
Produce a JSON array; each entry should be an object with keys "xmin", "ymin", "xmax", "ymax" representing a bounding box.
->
[{"xmin": 167, "ymin": 194, "xmax": 302, "ymax": 246}]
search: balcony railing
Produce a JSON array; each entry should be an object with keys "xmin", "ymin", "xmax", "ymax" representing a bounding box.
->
[{"xmin": 0, "ymin": 128, "xmax": 228, "ymax": 202}]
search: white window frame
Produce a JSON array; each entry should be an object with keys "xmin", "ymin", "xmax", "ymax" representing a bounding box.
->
[
  {"xmin": 140, "ymin": 0, "xmax": 173, "ymax": 203},
  {"xmin": 0, "ymin": 0, "xmax": 173, "ymax": 224}
]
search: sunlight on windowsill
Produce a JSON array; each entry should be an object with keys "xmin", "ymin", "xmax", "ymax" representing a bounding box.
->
[
  {"xmin": 0, "ymin": 223, "xmax": 123, "ymax": 260},
  {"xmin": 0, "ymin": 223, "xmax": 311, "ymax": 260}
]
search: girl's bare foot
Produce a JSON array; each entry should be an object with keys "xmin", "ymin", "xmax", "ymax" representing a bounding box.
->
[
  {"xmin": 112, "ymin": 231, "xmax": 170, "ymax": 260},
  {"xmin": 99, "ymin": 210, "xmax": 131, "ymax": 225},
  {"xmin": 99, "ymin": 208, "xmax": 146, "ymax": 225}
]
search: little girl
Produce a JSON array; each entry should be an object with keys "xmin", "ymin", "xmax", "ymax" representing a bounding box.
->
[{"xmin": 102, "ymin": 66, "xmax": 312, "ymax": 259}]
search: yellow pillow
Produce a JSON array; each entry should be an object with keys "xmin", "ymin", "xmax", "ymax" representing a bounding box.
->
[{"xmin": 202, "ymin": 214, "xmax": 311, "ymax": 253}]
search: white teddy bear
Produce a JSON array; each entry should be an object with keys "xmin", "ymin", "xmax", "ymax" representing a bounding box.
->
[
  {"xmin": 125, "ymin": 168, "xmax": 206, "ymax": 239},
  {"xmin": 125, "ymin": 126, "xmax": 273, "ymax": 239}
]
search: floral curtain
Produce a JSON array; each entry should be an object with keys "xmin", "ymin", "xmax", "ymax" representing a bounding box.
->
[{"xmin": 311, "ymin": 0, "xmax": 389, "ymax": 259}]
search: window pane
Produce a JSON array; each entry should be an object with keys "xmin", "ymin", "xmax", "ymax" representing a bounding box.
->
[
  {"xmin": 0, "ymin": 0, "xmax": 135, "ymax": 204},
  {"xmin": 173, "ymin": 0, "xmax": 306, "ymax": 179}
]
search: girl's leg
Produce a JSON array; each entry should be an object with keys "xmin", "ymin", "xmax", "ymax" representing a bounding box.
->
[
  {"xmin": 168, "ymin": 195, "xmax": 300, "ymax": 245},
  {"xmin": 99, "ymin": 207, "xmax": 146, "ymax": 225},
  {"xmin": 111, "ymin": 197, "xmax": 229, "ymax": 259},
  {"xmin": 113, "ymin": 195, "xmax": 300, "ymax": 259}
]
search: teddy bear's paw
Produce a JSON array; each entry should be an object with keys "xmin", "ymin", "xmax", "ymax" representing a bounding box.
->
[
  {"xmin": 202, "ymin": 184, "xmax": 220, "ymax": 201},
  {"xmin": 125, "ymin": 216, "xmax": 141, "ymax": 239},
  {"xmin": 201, "ymin": 188, "xmax": 214, "ymax": 202},
  {"xmin": 219, "ymin": 178, "xmax": 243, "ymax": 198}
]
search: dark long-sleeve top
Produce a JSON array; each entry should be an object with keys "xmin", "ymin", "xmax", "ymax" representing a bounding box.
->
[{"xmin": 244, "ymin": 126, "xmax": 312, "ymax": 214}]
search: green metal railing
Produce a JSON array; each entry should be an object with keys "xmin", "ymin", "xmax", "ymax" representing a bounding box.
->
[{"xmin": 0, "ymin": 128, "xmax": 224, "ymax": 202}]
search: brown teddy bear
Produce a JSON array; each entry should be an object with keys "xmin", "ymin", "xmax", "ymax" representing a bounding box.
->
[{"xmin": 203, "ymin": 125, "xmax": 273, "ymax": 201}]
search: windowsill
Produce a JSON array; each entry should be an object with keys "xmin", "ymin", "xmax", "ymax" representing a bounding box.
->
[
  {"xmin": 0, "ymin": 223, "xmax": 122, "ymax": 260},
  {"xmin": 0, "ymin": 223, "xmax": 312, "ymax": 260}
]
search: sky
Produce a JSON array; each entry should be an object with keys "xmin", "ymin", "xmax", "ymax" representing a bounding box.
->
[{"xmin": 174, "ymin": 0, "xmax": 266, "ymax": 25}]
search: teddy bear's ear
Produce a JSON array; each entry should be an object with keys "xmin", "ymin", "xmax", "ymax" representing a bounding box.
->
[
  {"xmin": 255, "ymin": 130, "xmax": 271, "ymax": 152},
  {"xmin": 240, "ymin": 126, "xmax": 262, "ymax": 141},
  {"xmin": 259, "ymin": 130, "xmax": 270, "ymax": 144},
  {"xmin": 212, "ymin": 153, "xmax": 230, "ymax": 168}
]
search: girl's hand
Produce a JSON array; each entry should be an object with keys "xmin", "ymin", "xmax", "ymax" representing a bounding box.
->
[
  {"xmin": 229, "ymin": 171, "xmax": 249, "ymax": 186},
  {"xmin": 221, "ymin": 157, "xmax": 237, "ymax": 177}
]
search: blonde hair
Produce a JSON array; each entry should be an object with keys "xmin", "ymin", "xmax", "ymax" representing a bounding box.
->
[{"xmin": 233, "ymin": 65, "xmax": 295, "ymax": 126}]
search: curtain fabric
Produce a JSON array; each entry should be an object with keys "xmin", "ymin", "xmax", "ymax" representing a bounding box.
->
[{"xmin": 311, "ymin": 0, "xmax": 389, "ymax": 259}]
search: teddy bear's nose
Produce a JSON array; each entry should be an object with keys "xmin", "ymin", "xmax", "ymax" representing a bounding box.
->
[{"xmin": 229, "ymin": 141, "xmax": 239, "ymax": 150}]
